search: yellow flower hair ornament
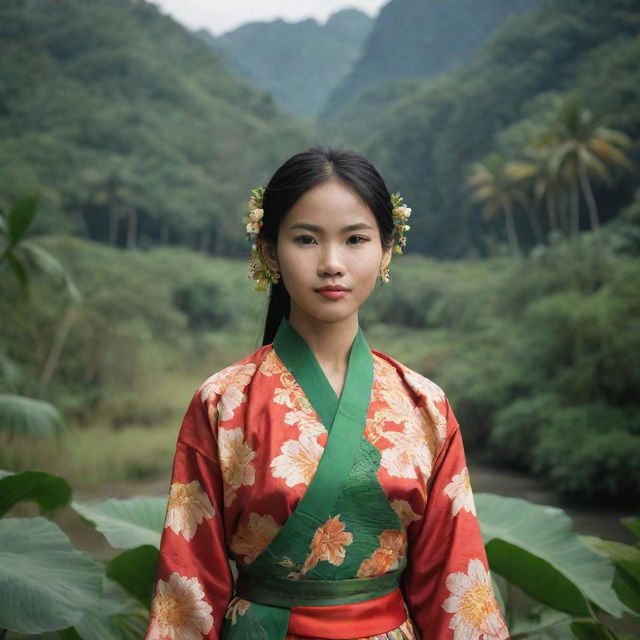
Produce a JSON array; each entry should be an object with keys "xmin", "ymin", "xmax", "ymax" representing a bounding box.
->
[{"xmin": 244, "ymin": 187, "xmax": 280, "ymax": 292}]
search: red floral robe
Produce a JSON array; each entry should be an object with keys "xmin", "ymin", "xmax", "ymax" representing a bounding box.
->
[{"xmin": 144, "ymin": 340, "xmax": 509, "ymax": 640}]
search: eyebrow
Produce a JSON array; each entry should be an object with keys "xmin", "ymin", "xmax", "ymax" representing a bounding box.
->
[{"xmin": 287, "ymin": 222, "xmax": 374, "ymax": 232}]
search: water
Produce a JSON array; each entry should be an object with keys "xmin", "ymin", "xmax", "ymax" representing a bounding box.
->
[{"xmin": 470, "ymin": 462, "xmax": 636, "ymax": 544}]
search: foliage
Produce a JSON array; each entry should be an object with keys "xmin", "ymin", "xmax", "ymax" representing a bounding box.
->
[
  {"xmin": 322, "ymin": 0, "xmax": 539, "ymax": 120},
  {"xmin": 324, "ymin": 0, "xmax": 640, "ymax": 257},
  {"xmin": 0, "ymin": 394, "xmax": 65, "ymax": 439},
  {"xmin": 0, "ymin": 235, "xmax": 261, "ymax": 421},
  {"xmin": 0, "ymin": 469, "xmax": 149, "ymax": 637},
  {"xmin": 1, "ymin": 466, "xmax": 638, "ymax": 638},
  {"xmin": 0, "ymin": 0, "xmax": 312, "ymax": 252},
  {"xmin": 475, "ymin": 493, "xmax": 636, "ymax": 634}
]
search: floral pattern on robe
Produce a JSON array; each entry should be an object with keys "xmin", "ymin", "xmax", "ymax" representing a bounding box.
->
[{"xmin": 145, "ymin": 343, "xmax": 509, "ymax": 640}]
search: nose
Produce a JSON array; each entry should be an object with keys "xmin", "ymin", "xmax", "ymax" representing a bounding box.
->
[{"xmin": 318, "ymin": 243, "xmax": 345, "ymax": 277}]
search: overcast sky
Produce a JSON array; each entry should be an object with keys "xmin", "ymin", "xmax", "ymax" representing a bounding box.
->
[{"xmin": 149, "ymin": 0, "xmax": 389, "ymax": 36}]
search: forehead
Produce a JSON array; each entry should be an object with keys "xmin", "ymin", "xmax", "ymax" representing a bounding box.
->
[{"xmin": 283, "ymin": 180, "xmax": 376, "ymax": 227}]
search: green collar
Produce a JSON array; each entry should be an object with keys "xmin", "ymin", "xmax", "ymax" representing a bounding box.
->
[{"xmin": 272, "ymin": 317, "xmax": 371, "ymax": 432}]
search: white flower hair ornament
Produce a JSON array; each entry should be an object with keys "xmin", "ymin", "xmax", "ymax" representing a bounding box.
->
[{"xmin": 245, "ymin": 186, "xmax": 411, "ymax": 291}]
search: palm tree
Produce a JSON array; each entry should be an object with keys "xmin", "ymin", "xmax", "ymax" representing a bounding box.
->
[
  {"xmin": 1, "ymin": 196, "xmax": 82, "ymax": 393},
  {"xmin": 508, "ymin": 148, "xmax": 569, "ymax": 240},
  {"xmin": 543, "ymin": 97, "xmax": 633, "ymax": 233},
  {"xmin": 467, "ymin": 153, "xmax": 526, "ymax": 257}
]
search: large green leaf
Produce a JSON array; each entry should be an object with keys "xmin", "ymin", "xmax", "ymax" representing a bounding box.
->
[
  {"xmin": 0, "ymin": 517, "xmax": 104, "ymax": 634},
  {"xmin": 570, "ymin": 620, "xmax": 623, "ymax": 640},
  {"xmin": 73, "ymin": 496, "xmax": 167, "ymax": 549},
  {"xmin": 0, "ymin": 393, "xmax": 66, "ymax": 438},
  {"xmin": 582, "ymin": 536, "xmax": 640, "ymax": 616},
  {"xmin": 0, "ymin": 469, "xmax": 71, "ymax": 516},
  {"xmin": 107, "ymin": 545, "xmax": 159, "ymax": 608},
  {"xmin": 59, "ymin": 578, "xmax": 149, "ymax": 640},
  {"xmin": 476, "ymin": 493, "xmax": 622, "ymax": 617}
]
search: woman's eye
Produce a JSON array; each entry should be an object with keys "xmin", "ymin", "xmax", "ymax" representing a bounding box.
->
[
  {"xmin": 347, "ymin": 236, "xmax": 368, "ymax": 245},
  {"xmin": 295, "ymin": 235, "xmax": 316, "ymax": 245}
]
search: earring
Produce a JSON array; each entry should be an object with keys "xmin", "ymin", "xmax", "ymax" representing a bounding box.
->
[{"xmin": 379, "ymin": 265, "xmax": 390, "ymax": 284}]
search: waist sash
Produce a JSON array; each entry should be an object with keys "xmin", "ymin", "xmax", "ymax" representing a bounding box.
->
[{"xmin": 236, "ymin": 558, "xmax": 407, "ymax": 607}]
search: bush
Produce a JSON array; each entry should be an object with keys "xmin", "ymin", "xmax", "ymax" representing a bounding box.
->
[
  {"xmin": 532, "ymin": 404, "xmax": 640, "ymax": 505},
  {"xmin": 490, "ymin": 394, "xmax": 559, "ymax": 469}
]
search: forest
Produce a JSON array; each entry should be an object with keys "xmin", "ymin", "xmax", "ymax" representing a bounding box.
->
[{"xmin": 1, "ymin": 0, "xmax": 639, "ymax": 638}]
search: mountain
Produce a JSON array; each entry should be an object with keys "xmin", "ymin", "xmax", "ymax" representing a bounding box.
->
[
  {"xmin": 319, "ymin": 0, "xmax": 640, "ymax": 257},
  {"xmin": 200, "ymin": 9, "xmax": 372, "ymax": 120},
  {"xmin": 0, "ymin": 0, "xmax": 312, "ymax": 253},
  {"xmin": 321, "ymin": 0, "xmax": 541, "ymax": 120}
]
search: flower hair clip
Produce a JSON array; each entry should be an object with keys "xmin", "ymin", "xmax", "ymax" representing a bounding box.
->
[
  {"xmin": 244, "ymin": 186, "xmax": 280, "ymax": 292},
  {"xmin": 244, "ymin": 186, "xmax": 411, "ymax": 290},
  {"xmin": 391, "ymin": 192, "xmax": 411, "ymax": 255}
]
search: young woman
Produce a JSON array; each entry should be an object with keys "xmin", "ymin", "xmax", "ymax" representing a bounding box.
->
[{"xmin": 144, "ymin": 147, "xmax": 509, "ymax": 640}]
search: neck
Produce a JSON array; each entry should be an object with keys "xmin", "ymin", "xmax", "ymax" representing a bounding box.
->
[{"xmin": 287, "ymin": 309, "xmax": 359, "ymax": 374}]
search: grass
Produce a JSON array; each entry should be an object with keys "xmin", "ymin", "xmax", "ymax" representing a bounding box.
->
[
  {"xmin": 0, "ymin": 367, "xmax": 212, "ymax": 487},
  {"xmin": 0, "ymin": 421, "xmax": 179, "ymax": 487}
]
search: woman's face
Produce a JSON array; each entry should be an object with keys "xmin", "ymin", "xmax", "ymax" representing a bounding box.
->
[{"xmin": 262, "ymin": 179, "xmax": 391, "ymax": 328}]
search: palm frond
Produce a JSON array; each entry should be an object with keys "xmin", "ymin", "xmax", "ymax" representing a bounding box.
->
[{"xmin": 0, "ymin": 394, "xmax": 66, "ymax": 438}]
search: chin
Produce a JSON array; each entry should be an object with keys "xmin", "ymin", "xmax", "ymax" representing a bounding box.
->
[{"xmin": 297, "ymin": 304, "xmax": 359, "ymax": 325}]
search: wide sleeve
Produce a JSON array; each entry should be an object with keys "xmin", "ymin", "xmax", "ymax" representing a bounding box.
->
[
  {"xmin": 144, "ymin": 387, "xmax": 233, "ymax": 640},
  {"xmin": 401, "ymin": 396, "xmax": 510, "ymax": 640}
]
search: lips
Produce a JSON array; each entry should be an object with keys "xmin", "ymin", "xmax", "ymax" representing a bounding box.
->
[{"xmin": 315, "ymin": 285, "xmax": 350, "ymax": 299}]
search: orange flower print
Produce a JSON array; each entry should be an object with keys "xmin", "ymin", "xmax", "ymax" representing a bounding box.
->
[
  {"xmin": 356, "ymin": 529, "xmax": 407, "ymax": 578},
  {"xmin": 442, "ymin": 558, "xmax": 509, "ymax": 640},
  {"xmin": 200, "ymin": 363, "xmax": 256, "ymax": 421},
  {"xmin": 424, "ymin": 396, "xmax": 447, "ymax": 445},
  {"xmin": 444, "ymin": 467, "xmax": 476, "ymax": 517},
  {"xmin": 231, "ymin": 512, "xmax": 282, "ymax": 565},
  {"xmin": 272, "ymin": 375, "xmax": 302, "ymax": 409},
  {"xmin": 380, "ymin": 425, "xmax": 433, "ymax": 481},
  {"xmin": 147, "ymin": 572, "xmax": 213, "ymax": 640},
  {"xmin": 284, "ymin": 409, "xmax": 326, "ymax": 438},
  {"xmin": 391, "ymin": 499, "xmax": 422, "ymax": 527},
  {"xmin": 258, "ymin": 350, "xmax": 286, "ymax": 378},
  {"xmin": 165, "ymin": 480, "xmax": 215, "ymax": 540},
  {"xmin": 224, "ymin": 597, "xmax": 251, "ymax": 625},
  {"xmin": 271, "ymin": 433, "xmax": 323, "ymax": 487},
  {"xmin": 301, "ymin": 515, "xmax": 353, "ymax": 574},
  {"xmin": 218, "ymin": 427, "xmax": 256, "ymax": 506}
]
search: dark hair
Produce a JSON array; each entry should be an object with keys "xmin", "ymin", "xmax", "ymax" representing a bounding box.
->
[{"xmin": 260, "ymin": 146, "xmax": 395, "ymax": 345}]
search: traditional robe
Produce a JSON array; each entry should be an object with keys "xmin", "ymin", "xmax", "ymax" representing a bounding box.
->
[{"xmin": 144, "ymin": 318, "xmax": 509, "ymax": 640}]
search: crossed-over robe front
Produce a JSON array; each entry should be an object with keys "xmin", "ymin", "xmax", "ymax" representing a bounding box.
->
[{"xmin": 144, "ymin": 318, "xmax": 509, "ymax": 640}]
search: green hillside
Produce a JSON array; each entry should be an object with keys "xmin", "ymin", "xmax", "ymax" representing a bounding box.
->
[
  {"xmin": 321, "ymin": 0, "xmax": 640, "ymax": 257},
  {"xmin": 201, "ymin": 9, "xmax": 372, "ymax": 120},
  {"xmin": 0, "ymin": 0, "xmax": 312, "ymax": 252},
  {"xmin": 321, "ymin": 0, "xmax": 540, "ymax": 121}
]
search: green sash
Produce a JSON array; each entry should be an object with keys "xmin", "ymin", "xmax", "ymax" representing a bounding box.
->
[{"xmin": 220, "ymin": 318, "xmax": 403, "ymax": 638}]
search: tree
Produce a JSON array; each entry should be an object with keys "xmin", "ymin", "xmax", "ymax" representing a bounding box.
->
[
  {"xmin": 467, "ymin": 153, "xmax": 526, "ymax": 257},
  {"xmin": 0, "ymin": 195, "xmax": 82, "ymax": 391},
  {"xmin": 508, "ymin": 147, "xmax": 569, "ymax": 240},
  {"xmin": 542, "ymin": 97, "xmax": 633, "ymax": 234}
]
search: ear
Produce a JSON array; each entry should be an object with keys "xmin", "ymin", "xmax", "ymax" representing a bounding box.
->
[
  {"xmin": 380, "ymin": 246, "xmax": 392, "ymax": 270},
  {"xmin": 259, "ymin": 238, "xmax": 279, "ymax": 272}
]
